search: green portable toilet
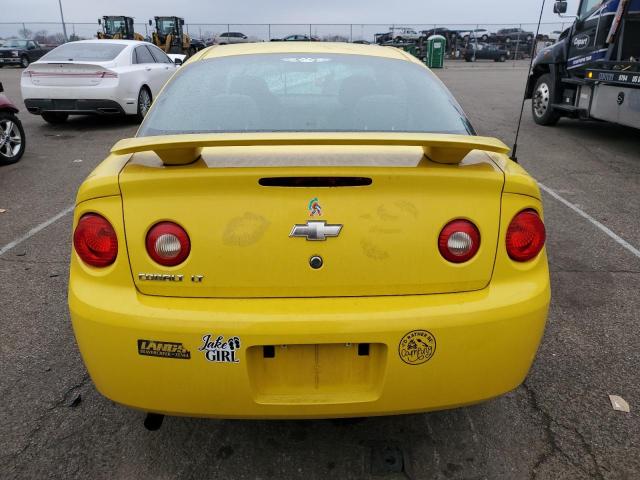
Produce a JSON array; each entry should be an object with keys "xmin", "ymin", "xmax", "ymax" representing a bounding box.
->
[{"xmin": 426, "ymin": 35, "xmax": 446, "ymax": 68}]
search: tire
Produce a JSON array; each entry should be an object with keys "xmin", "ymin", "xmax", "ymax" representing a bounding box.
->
[
  {"xmin": 20, "ymin": 56, "xmax": 30, "ymax": 68},
  {"xmin": 505, "ymin": 37, "xmax": 512, "ymax": 43},
  {"xmin": 499, "ymin": 55, "xmax": 506, "ymax": 62},
  {"xmin": 0, "ymin": 112, "xmax": 26, "ymax": 165},
  {"xmin": 465, "ymin": 57, "xmax": 472, "ymax": 62},
  {"xmin": 532, "ymin": 73, "xmax": 561, "ymax": 126},
  {"xmin": 135, "ymin": 86, "xmax": 152, "ymax": 122},
  {"xmin": 41, "ymin": 112, "xmax": 68, "ymax": 124},
  {"xmin": 394, "ymin": 36, "xmax": 403, "ymax": 43},
  {"xmin": 481, "ymin": 35, "xmax": 488, "ymax": 41}
]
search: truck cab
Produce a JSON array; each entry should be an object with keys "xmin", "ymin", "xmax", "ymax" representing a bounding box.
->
[{"xmin": 527, "ymin": 0, "xmax": 640, "ymax": 129}]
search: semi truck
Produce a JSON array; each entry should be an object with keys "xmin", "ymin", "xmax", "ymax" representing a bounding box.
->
[{"xmin": 527, "ymin": 0, "xmax": 640, "ymax": 129}]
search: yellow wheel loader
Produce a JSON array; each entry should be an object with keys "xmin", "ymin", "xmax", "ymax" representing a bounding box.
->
[
  {"xmin": 97, "ymin": 16, "xmax": 144, "ymax": 41},
  {"xmin": 150, "ymin": 17, "xmax": 198, "ymax": 56}
]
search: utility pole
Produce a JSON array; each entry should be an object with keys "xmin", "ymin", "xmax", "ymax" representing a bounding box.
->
[{"xmin": 57, "ymin": 0, "xmax": 68, "ymax": 42}]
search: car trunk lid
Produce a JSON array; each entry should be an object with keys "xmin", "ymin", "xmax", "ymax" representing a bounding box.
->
[
  {"xmin": 116, "ymin": 133, "xmax": 507, "ymax": 298},
  {"xmin": 25, "ymin": 62, "xmax": 117, "ymax": 87}
]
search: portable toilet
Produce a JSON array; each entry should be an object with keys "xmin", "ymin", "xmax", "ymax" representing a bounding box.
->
[{"xmin": 426, "ymin": 35, "xmax": 446, "ymax": 68}]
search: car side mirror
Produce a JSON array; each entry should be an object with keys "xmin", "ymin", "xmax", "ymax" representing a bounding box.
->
[
  {"xmin": 553, "ymin": 1, "xmax": 568, "ymax": 14},
  {"xmin": 98, "ymin": 18, "xmax": 102, "ymax": 25},
  {"xmin": 0, "ymin": 82, "xmax": 4, "ymax": 93},
  {"xmin": 174, "ymin": 58, "xmax": 183, "ymax": 66}
]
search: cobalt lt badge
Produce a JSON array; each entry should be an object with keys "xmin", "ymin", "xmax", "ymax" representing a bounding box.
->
[{"xmin": 398, "ymin": 330, "xmax": 436, "ymax": 365}]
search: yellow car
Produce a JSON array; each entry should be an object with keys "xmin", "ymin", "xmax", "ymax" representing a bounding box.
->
[{"xmin": 69, "ymin": 42, "xmax": 550, "ymax": 426}]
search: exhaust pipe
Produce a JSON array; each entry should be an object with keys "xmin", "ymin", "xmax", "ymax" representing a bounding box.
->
[{"xmin": 143, "ymin": 413, "xmax": 164, "ymax": 431}]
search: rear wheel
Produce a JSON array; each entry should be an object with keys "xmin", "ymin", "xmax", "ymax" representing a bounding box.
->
[
  {"xmin": 499, "ymin": 55, "xmax": 506, "ymax": 62},
  {"xmin": 532, "ymin": 73, "xmax": 561, "ymax": 126},
  {"xmin": 41, "ymin": 112, "xmax": 68, "ymax": 124},
  {"xmin": 20, "ymin": 56, "xmax": 30, "ymax": 68},
  {"xmin": 0, "ymin": 112, "xmax": 26, "ymax": 165},
  {"xmin": 135, "ymin": 86, "xmax": 152, "ymax": 122}
]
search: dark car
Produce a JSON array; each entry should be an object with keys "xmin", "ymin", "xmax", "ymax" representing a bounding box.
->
[
  {"xmin": 272, "ymin": 34, "xmax": 320, "ymax": 42},
  {"xmin": 421, "ymin": 27, "xmax": 455, "ymax": 38},
  {"xmin": 463, "ymin": 43, "xmax": 509, "ymax": 62},
  {"xmin": 0, "ymin": 39, "xmax": 51, "ymax": 68},
  {"xmin": 494, "ymin": 28, "xmax": 534, "ymax": 43},
  {"xmin": 190, "ymin": 38, "xmax": 206, "ymax": 52}
]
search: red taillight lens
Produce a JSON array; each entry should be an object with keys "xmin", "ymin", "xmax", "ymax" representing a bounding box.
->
[
  {"xmin": 73, "ymin": 213, "xmax": 118, "ymax": 267},
  {"xmin": 146, "ymin": 222, "xmax": 190, "ymax": 266},
  {"xmin": 438, "ymin": 219, "xmax": 481, "ymax": 263},
  {"xmin": 506, "ymin": 210, "xmax": 546, "ymax": 262}
]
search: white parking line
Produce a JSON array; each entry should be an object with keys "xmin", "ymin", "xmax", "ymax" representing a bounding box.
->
[
  {"xmin": 539, "ymin": 183, "xmax": 640, "ymax": 259},
  {"xmin": 0, "ymin": 206, "xmax": 74, "ymax": 257}
]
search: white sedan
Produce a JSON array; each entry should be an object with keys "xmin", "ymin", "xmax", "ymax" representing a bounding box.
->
[{"xmin": 21, "ymin": 40, "xmax": 178, "ymax": 124}]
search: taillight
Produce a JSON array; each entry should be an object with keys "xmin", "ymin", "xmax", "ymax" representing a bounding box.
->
[
  {"xmin": 438, "ymin": 219, "xmax": 481, "ymax": 263},
  {"xmin": 146, "ymin": 222, "xmax": 190, "ymax": 266},
  {"xmin": 506, "ymin": 210, "xmax": 546, "ymax": 262},
  {"xmin": 73, "ymin": 213, "xmax": 118, "ymax": 267}
]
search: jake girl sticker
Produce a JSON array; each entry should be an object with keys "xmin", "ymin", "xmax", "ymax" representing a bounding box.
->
[{"xmin": 199, "ymin": 334, "xmax": 241, "ymax": 363}]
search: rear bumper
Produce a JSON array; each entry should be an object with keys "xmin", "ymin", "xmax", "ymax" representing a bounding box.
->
[
  {"xmin": 24, "ymin": 98, "xmax": 125, "ymax": 115},
  {"xmin": 69, "ymin": 266, "xmax": 550, "ymax": 419}
]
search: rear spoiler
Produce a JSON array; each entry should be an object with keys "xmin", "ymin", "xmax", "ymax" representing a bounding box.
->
[{"xmin": 111, "ymin": 132, "xmax": 510, "ymax": 166}]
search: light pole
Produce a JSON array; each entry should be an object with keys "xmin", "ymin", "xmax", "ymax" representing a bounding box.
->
[{"xmin": 57, "ymin": 0, "xmax": 68, "ymax": 42}]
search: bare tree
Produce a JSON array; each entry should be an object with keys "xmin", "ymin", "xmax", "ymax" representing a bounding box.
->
[{"xmin": 18, "ymin": 28, "xmax": 33, "ymax": 39}]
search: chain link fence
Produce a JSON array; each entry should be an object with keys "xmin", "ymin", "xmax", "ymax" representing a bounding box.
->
[{"xmin": 1, "ymin": 22, "xmax": 572, "ymax": 62}]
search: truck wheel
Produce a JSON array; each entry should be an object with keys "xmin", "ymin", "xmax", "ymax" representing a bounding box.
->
[
  {"xmin": 532, "ymin": 73, "xmax": 561, "ymax": 126},
  {"xmin": 0, "ymin": 112, "xmax": 26, "ymax": 164},
  {"xmin": 41, "ymin": 112, "xmax": 69, "ymax": 124},
  {"xmin": 20, "ymin": 56, "xmax": 30, "ymax": 68}
]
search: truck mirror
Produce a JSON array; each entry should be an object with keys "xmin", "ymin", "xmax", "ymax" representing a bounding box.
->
[
  {"xmin": 0, "ymin": 82, "xmax": 4, "ymax": 93},
  {"xmin": 180, "ymin": 19, "xmax": 185, "ymax": 26},
  {"xmin": 553, "ymin": 1, "xmax": 568, "ymax": 14},
  {"xmin": 98, "ymin": 18, "xmax": 102, "ymax": 25},
  {"xmin": 148, "ymin": 19, "xmax": 153, "ymax": 26}
]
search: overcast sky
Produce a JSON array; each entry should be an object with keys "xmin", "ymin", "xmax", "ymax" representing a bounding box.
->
[{"xmin": 4, "ymin": 0, "xmax": 580, "ymax": 25}]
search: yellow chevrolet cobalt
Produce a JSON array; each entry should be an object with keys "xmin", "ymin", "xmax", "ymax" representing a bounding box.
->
[{"xmin": 68, "ymin": 42, "xmax": 550, "ymax": 426}]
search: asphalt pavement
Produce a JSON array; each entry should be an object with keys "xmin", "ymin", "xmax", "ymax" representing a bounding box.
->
[{"xmin": 1, "ymin": 59, "xmax": 639, "ymax": 480}]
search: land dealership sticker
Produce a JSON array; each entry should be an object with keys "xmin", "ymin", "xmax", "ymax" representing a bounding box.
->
[
  {"xmin": 138, "ymin": 339, "xmax": 191, "ymax": 360},
  {"xmin": 398, "ymin": 330, "xmax": 436, "ymax": 365},
  {"xmin": 199, "ymin": 334, "xmax": 242, "ymax": 363}
]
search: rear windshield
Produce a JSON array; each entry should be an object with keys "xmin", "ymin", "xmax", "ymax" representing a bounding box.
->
[
  {"xmin": 138, "ymin": 53, "xmax": 474, "ymax": 136},
  {"xmin": 41, "ymin": 43, "xmax": 126, "ymax": 62}
]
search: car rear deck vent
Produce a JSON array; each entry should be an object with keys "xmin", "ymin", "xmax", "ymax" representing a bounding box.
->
[{"xmin": 259, "ymin": 177, "xmax": 372, "ymax": 187}]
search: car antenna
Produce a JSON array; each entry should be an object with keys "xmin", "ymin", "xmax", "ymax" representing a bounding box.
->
[{"xmin": 510, "ymin": 0, "xmax": 547, "ymax": 163}]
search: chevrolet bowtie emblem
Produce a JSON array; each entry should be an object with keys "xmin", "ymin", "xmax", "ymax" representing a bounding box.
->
[{"xmin": 289, "ymin": 221, "xmax": 343, "ymax": 241}]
